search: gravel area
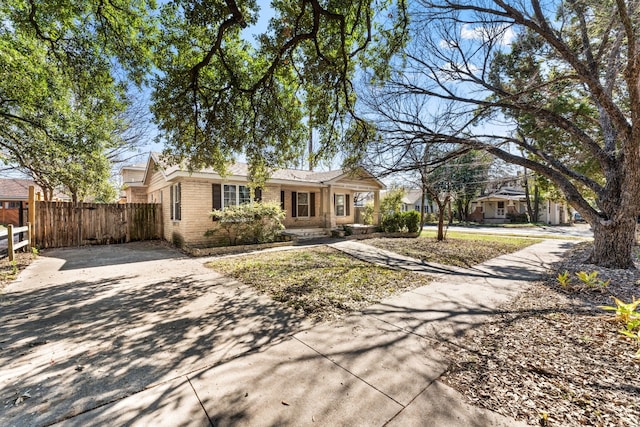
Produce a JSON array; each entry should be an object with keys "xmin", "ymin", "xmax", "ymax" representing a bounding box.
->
[{"xmin": 441, "ymin": 242, "xmax": 640, "ymax": 426}]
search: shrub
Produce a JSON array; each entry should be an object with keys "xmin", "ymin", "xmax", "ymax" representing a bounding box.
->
[
  {"xmin": 172, "ymin": 231, "xmax": 184, "ymax": 248},
  {"xmin": 206, "ymin": 202, "xmax": 285, "ymax": 245},
  {"xmin": 403, "ymin": 210, "xmax": 421, "ymax": 233},
  {"xmin": 362, "ymin": 201, "xmax": 374, "ymax": 225},
  {"xmin": 381, "ymin": 212, "xmax": 405, "ymax": 233}
]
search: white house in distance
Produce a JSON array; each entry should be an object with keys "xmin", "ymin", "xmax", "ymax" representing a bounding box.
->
[
  {"xmin": 468, "ymin": 187, "xmax": 568, "ymax": 224},
  {"xmin": 390, "ymin": 183, "xmax": 569, "ymax": 225}
]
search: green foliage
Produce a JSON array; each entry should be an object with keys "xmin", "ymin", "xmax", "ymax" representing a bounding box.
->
[
  {"xmin": 557, "ymin": 270, "xmax": 571, "ymax": 288},
  {"xmin": 381, "ymin": 212, "xmax": 404, "ymax": 233},
  {"xmin": 600, "ymin": 297, "xmax": 640, "ymax": 358},
  {"xmin": 403, "ymin": 210, "xmax": 420, "ymax": 233},
  {"xmin": 152, "ymin": 0, "xmax": 406, "ymax": 182},
  {"xmin": 342, "ymin": 224, "xmax": 353, "ymax": 236},
  {"xmin": 171, "ymin": 232, "xmax": 184, "ymax": 249},
  {"xmin": 557, "ymin": 270, "xmax": 610, "ymax": 289},
  {"xmin": 362, "ymin": 201, "xmax": 374, "ymax": 225},
  {"xmin": 0, "ymin": 0, "xmax": 156, "ymax": 201},
  {"xmin": 206, "ymin": 202, "xmax": 285, "ymax": 246},
  {"xmin": 380, "ymin": 188, "xmax": 404, "ymax": 216},
  {"xmin": 379, "ymin": 188, "xmax": 406, "ymax": 232},
  {"xmin": 575, "ymin": 271, "xmax": 610, "ymax": 288}
]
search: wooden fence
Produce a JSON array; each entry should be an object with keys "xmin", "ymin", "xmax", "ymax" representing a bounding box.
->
[
  {"xmin": 0, "ymin": 224, "xmax": 30, "ymax": 260},
  {"xmin": 33, "ymin": 202, "xmax": 163, "ymax": 249}
]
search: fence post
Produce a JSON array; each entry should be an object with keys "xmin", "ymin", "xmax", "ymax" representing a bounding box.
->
[
  {"xmin": 27, "ymin": 223, "xmax": 32, "ymax": 250},
  {"xmin": 28, "ymin": 186, "xmax": 36, "ymax": 243},
  {"xmin": 7, "ymin": 224, "xmax": 14, "ymax": 262}
]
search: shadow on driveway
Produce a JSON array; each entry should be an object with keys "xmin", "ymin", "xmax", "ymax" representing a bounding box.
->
[{"xmin": 0, "ymin": 242, "xmax": 304, "ymax": 427}]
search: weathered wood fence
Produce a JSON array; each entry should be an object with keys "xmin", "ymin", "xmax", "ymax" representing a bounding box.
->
[{"xmin": 33, "ymin": 202, "xmax": 163, "ymax": 249}]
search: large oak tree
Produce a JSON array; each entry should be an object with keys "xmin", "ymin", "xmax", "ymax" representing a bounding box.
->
[{"xmin": 370, "ymin": 0, "xmax": 640, "ymax": 268}]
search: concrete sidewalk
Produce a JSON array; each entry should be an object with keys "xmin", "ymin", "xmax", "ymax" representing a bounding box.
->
[{"xmin": 2, "ymin": 239, "xmax": 575, "ymax": 426}]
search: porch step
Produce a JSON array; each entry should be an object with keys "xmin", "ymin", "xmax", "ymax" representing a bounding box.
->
[{"xmin": 280, "ymin": 228, "xmax": 329, "ymax": 240}]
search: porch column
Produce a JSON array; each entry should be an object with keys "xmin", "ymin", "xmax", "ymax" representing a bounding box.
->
[
  {"xmin": 328, "ymin": 185, "xmax": 336, "ymax": 228},
  {"xmin": 373, "ymin": 190, "xmax": 381, "ymax": 225}
]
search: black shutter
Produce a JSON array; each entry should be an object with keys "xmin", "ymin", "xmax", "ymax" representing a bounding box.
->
[
  {"xmin": 291, "ymin": 192, "xmax": 297, "ymax": 217},
  {"xmin": 176, "ymin": 183, "xmax": 181, "ymax": 220},
  {"xmin": 280, "ymin": 191, "xmax": 285, "ymax": 210},
  {"xmin": 170, "ymin": 185, "xmax": 174, "ymax": 220},
  {"xmin": 346, "ymin": 194, "xmax": 350, "ymax": 216},
  {"xmin": 212, "ymin": 184, "xmax": 222, "ymax": 210},
  {"xmin": 310, "ymin": 192, "xmax": 316, "ymax": 217},
  {"xmin": 254, "ymin": 187, "xmax": 262, "ymax": 202}
]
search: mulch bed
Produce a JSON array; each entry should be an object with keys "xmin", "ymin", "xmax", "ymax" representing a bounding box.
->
[{"xmin": 441, "ymin": 242, "xmax": 640, "ymax": 426}]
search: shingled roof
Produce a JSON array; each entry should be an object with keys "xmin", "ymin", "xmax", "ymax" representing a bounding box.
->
[{"xmin": 0, "ymin": 178, "xmax": 69, "ymax": 201}]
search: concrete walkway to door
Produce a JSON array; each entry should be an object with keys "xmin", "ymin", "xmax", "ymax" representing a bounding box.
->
[{"xmin": 0, "ymin": 238, "xmax": 575, "ymax": 426}]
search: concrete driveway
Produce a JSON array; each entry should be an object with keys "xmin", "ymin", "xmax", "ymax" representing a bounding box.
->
[{"xmin": 0, "ymin": 242, "xmax": 304, "ymax": 427}]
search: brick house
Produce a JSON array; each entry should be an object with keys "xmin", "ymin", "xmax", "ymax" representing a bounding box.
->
[{"xmin": 121, "ymin": 153, "xmax": 385, "ymax": 246}]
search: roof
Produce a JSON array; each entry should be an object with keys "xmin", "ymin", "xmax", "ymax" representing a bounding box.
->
[
  {"xmin": 475, "ymin": 188, "xmax": 527, "ymax": 202},
  {"xmin": 402, "ymin": 189, "xmax": 423, "ymax": 204},
  {"xmin": 0, "ymin": 178, "xmax": 42, "ymax": 200},
  {"xmin": 0, "ymin": 178, "xmax": 69, "ymax": 201},
  {"xmin": 141, "ymin": 153, "xmax": 385, "ymax": 190}
]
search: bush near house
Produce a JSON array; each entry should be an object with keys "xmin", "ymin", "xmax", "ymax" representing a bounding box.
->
[{"xmin": 206, "ymin": 202, "xmax": 285, "ymax": 246}]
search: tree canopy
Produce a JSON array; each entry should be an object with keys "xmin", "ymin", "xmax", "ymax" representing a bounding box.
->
[{"xmin": 151, "ymin": 0, "xmax": 407, "ymax": 182}]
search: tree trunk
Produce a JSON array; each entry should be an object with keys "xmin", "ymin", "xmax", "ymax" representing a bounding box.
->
[
  {"xmin": 533, "ymin": 185, "xmax": 540, "ymax": 223},
  {"xmin": 589, "ymin": 217, "xmax": 637, "ymax": 268},
  {"xmin": 437, "ymin": 206, "xmax": 445, "ymax": 241},
  {"xmin": 524, "ymin": 173, "xmax": 533, "ymax": 222},
  {"xmin": 420, "ymin": 186, "xmax": 427, "ymax": 231}
]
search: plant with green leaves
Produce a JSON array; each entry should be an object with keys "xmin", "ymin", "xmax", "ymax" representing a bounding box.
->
[
  {"xmin": 556, "ymin": 270, "xmax": 571, "ymax": 288},
  {"xmin": 207, "ymin": 202, "xmax": 285, "ymax": 246},
  {"xmin": 600, "ymin": 296, "xmax": 640, "ymax": 358},
  {"xmin": 575, "ymin": 271, "xmax": 610, "ymax": 289}
]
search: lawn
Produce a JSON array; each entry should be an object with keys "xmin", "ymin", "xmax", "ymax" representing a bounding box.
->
[
  {"xmin": 207, "ymin": 246, "xmax": 432, "ymax": 321},
  {"xmin": 365, "ymin": 232, "xmax": 542, "ymax": 267}
]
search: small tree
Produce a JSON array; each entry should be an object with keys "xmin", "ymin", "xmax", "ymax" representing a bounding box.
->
[{"xmin": 380, "ymin": 188, "xmax": 405, "ymax": 232}]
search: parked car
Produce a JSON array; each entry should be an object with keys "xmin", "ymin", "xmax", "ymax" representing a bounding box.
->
[{"xmin": 573, "ymin": 212, "xmax": 585, "ymax": 223}]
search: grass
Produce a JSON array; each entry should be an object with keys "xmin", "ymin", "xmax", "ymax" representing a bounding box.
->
[
  {"xmin": 207, "ymin": 246, "xmax": 432, "ymax": 321},
  {"xmin": 207, "ymin": 234, "xmax": 542, "ymax": 321},
  {"xmin": 366, "ymin": 232, "xmax": 542, "ymax": 267}
]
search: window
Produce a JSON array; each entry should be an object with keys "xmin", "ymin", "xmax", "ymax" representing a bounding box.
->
[
  {"xmin": 239, "ymin": 185, "xmax": 251, "ymax": 205},
  {"xmin": 170, "ymin": 183, "xmax": 181, "ymax": 220},
  {"xmin": 218, "ymin": 184, "xmax": 254, "ymax": 208},
  {"xmin": 497, "ymin": 201, "xmax": 505, "ymax": 216},
  {"xmin": 335, "ymin": 194, "xmax": 346, "ymax": 216},
  {"xmin": 297, "ymin": 192, "xmax": 309, "ymax": 217}
]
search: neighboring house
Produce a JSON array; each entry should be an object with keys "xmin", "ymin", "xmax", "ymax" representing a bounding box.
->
[
  {"xmin": 469, "ymin": 187, "xmax": 568, "ymax": 225},
  {"xmin": 119, "ymin": 163, "xmax": 148, "ymax": 203},
  {"xmin": 0, "ymin": 178, "xmax": 69, "ymax": 225},
  {"xmin": 400, "ymin": 189, "xmax": 438, "ymax": 214},
  {"xmin": 123, "ymin": 153, "xmax": 385, "ymax": 246}
]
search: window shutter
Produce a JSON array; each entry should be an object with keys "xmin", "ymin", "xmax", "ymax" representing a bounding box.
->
[
  {"xmin": 280, "ymin": 191, "xmax": 285, "ymax": 210},
  {"xmin": 212, "ymin": 184, "xmax": 222, "ymax": 210},
  {"xmin": 176, "ymin": 183, "xmax": 182, "ymax": 220},
  {"xmin": 310, "ymin": 192, "xmax": 316, "ymax": 217},
  {"xmin": 346, "ymin": 194, "xmax": 350, "ymax": 216},
  {"xmin": 291, "ymin": 191, "xmax": 297, "ymax": 217},
  {"xmin": 254, "ymin": 187, "xmax": 262, "ymax": 202},
  {"xmin": 170, "ymin": 185, "xmax": 174, "ymax": 220}
]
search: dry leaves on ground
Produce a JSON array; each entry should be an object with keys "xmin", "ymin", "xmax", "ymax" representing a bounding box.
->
[
  {"xmin": 441, "ymin": 243, "xmax": 640, "ymax": 426},
  {"xmin": 365, "ymin": 235, "xmax": 540, "ymax": 267},
  {"xmin": 0, "ymin": 252, "xmax": 35, "ymax": 290},
  {"xmin": 207, "ymin": 246, "xmax": 432, "ymax": 321}
]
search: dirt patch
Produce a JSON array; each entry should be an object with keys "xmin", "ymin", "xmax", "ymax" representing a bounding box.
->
[{"xmin": 0, "ymin": 251, "xmax": 35, "ymax": 290}]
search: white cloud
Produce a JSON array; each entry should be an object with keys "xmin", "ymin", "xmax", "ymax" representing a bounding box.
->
[{"xmin": 460, "ymin": 23, "xmax": 516, "ymax": 46}]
